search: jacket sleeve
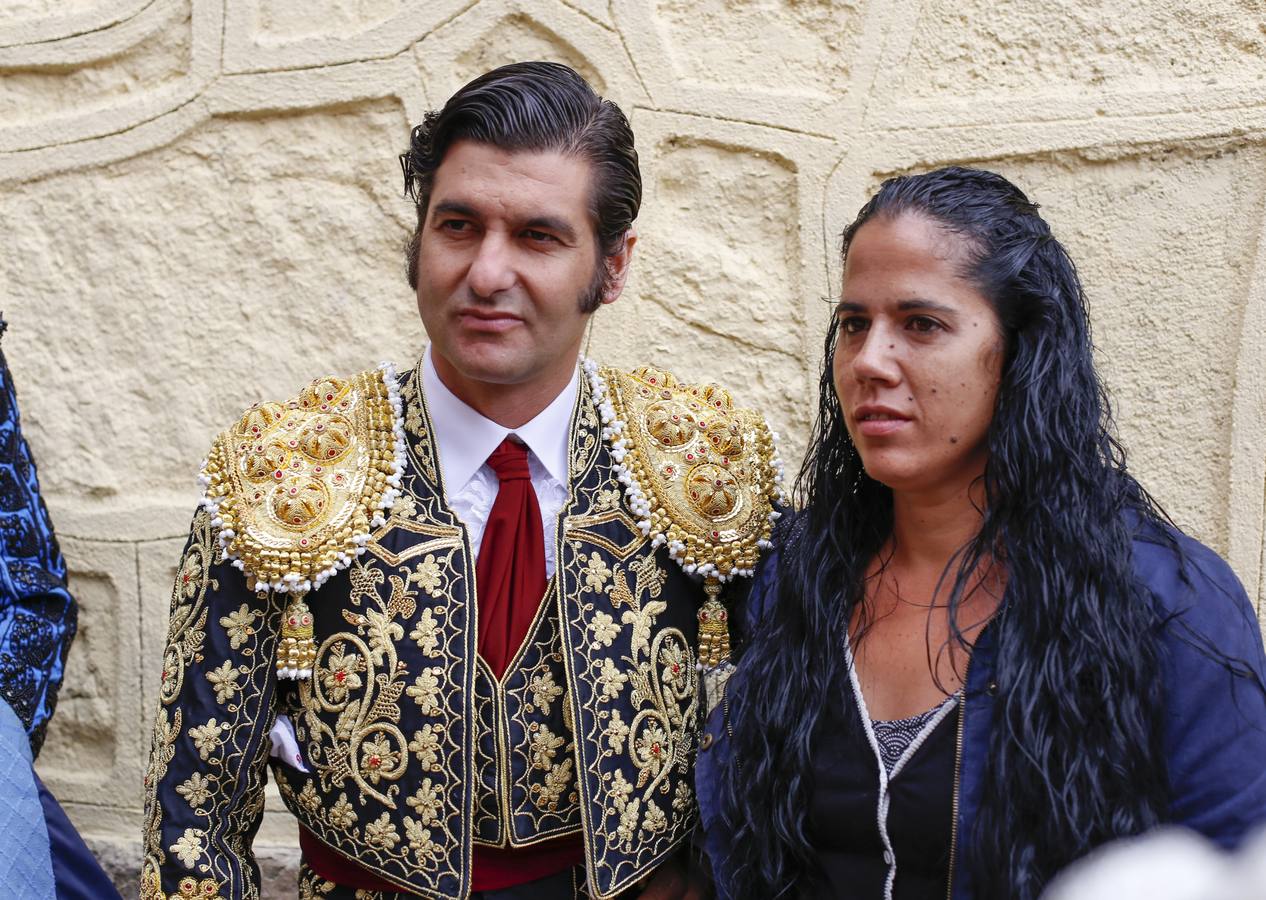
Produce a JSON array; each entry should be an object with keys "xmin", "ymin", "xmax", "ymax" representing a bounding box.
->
[
  {"xmin": 1155, "ymin": 537, "xmax": 1266, "ymax": 848},
  {"xmin": 0, "ymin": 331, "xmax": 78, "ymax": 758},
  {"xmin": 140, "ymin": 508, "xmax": 283, "ymax": 900}
]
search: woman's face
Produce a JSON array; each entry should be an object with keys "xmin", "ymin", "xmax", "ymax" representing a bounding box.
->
[{"xmin": 833, "ymin": 212, "xmax": 1004, "ymax": 498}]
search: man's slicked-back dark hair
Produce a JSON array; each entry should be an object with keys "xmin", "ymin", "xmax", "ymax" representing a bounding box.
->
[{"xmin": 400, "ymin": 61, "xmax": 641, "ymax": 310}]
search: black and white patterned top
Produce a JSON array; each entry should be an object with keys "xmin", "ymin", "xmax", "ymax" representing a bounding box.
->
[{"xmin": 872, "ymin": 694, "xmax": 957, "ymax": 776}]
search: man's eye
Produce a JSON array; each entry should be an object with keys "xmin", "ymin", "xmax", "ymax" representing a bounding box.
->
[
  {"xmin": 439, "ymin": 219, "xmax": 471, "ymax": 232},
  {"xmin": 907, "ymin": 316, "xmax": 942, "ymax": 333},
  {"xmin": 523, "ymin": 229, "xmax": 558, "ymax": 243}
]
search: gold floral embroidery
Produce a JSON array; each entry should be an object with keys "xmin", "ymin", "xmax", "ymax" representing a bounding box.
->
[
  {"xmin": 529, "ymin": 723, "xmax": 565, "ymax": 771},
  {"xmin": 406, "ymin": 667, "xmax": 443, "ymax": 715},
  {"xmin": 218, "ymin": 604, "xmax": 258, "ymax": 649},
  {"xmin": 169, "ymin": 828, "xmax": 205, "ymax": 867},
  {"xmin": 297, "ymin": 781, "xmax": 321, "ymax": 815},
  {"xmin": 407, "ymin": 556, "xmax": 446, "ymax": 597},
  {"xmin": 407, "ymin": 726, "xmax": 443, "ymax": 771},
  {"xmin": 527, "ymin": 669, "xmax": 563, "ymax": 715},
  {"xmin": 596, "ymin": 658, "xmax": 629, "ymax": 698},
  {"xmin": 403, "ymin": 816, "xmax": 442, "ymax": 862},
  {"xmin": 408, "ymin": 608, "xmax": 442, "ymax": 655},
  {"xmin": 205, "ymin": 661, "xmax": 243, "ymax": 704},
  {"xmin": 328, "ymin": 793, "xmax": 356, "ymax": 829},
  {"xmin": 399, "ymin": 364, "xmax": 438, "ymax": 485},
  {"xmin": 187, "ymin": 719, "xmax": 227, "ymax": 760},
  {"xmin": 589, "ymin": 612, "xmax": 619, "ymax": 648},
  {"xmin": 531, "ymin": 757, "xmax": 575, "ymax": 812},
  {"xmin": 405, "ymin": 778, "xmax": 444, "ymax": 825},
  {"xmin": 361, "ymin": 736, "xmax": 400, "ymax": 784},
  {"xmin": 143, "ymin": 505, "xmax": 279, "ymax": 898},
  {"xmin": 580, "ymin": 552, "xmax": 612, "ymax": 592},
  {"xmin": 320, "ymin": 642, "xmax": 364, "ymax": 702},
  {"xmin": 175, "ymin": 773, "xmax": 215, "ymax": 810},
  {"xmin": 568, "ymin": 544, "xmax": 701, "ymax": 891},
  {"xmin": 364, "ymin": 813, "xmax": 400, "ymax": 850}
]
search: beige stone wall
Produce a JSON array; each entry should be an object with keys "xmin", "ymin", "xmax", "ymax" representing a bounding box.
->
[{"xmin": 2, "ymin": 0, "xmax": 1264, "ymax": 894}]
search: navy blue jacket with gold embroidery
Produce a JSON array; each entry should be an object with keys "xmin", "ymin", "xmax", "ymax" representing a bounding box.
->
[{"xmin": 142, "ymin": 358, "xmax": 780, "ymax": 900}]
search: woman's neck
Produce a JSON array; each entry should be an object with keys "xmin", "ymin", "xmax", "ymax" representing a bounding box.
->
[{"xmin": 886, "ymin": 479, "xmax": 987, "ymax": 575}]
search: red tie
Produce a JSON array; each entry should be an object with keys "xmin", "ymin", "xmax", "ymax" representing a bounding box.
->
[
  {"xmin": 471, "ymin": 438, "xmax": 584, "ymax": 890},
  {"xmin": 475, "ymin": 438, "xmax": 548, "ymax": 679}
]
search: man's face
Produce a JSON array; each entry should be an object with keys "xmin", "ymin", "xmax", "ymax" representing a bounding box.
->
[{"xmin": 416, "ymin": 140, "xmax": 629, "ymax": 414}]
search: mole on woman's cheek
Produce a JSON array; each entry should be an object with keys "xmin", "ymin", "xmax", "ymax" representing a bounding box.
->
[{"xmin": 949, "ymin": 436, "xmax": 959, "ymax": 444}]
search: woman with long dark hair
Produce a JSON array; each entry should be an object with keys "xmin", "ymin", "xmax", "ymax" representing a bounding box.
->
[{"xmin": 695, "ymin": 166, "xmax": 1266, "ymax": 900}]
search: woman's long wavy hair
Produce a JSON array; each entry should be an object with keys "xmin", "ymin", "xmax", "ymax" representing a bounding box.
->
[{"xmin": 715, "ymin": 166, "xmax": 1172, "ymax": 899}]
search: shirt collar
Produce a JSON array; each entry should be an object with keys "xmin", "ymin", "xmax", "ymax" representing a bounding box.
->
[{"xmin": 422, "ymin": 346, "xmax": 578, "ymax": 495}]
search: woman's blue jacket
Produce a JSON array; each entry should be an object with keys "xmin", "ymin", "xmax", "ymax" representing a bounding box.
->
[{"xmin": 695, "ymin": 520, "xmax": 1266, "ymax": 899}]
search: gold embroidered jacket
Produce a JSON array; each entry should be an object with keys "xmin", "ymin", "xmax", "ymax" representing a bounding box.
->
[{"xmin": 141, "ymin": 358, "xmax": 780, "ymax": 900}]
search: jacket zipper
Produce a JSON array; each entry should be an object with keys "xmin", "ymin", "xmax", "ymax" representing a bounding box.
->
[{"xmin": 945, "ymin": 654, "xmax": 970, "ymax": 900}]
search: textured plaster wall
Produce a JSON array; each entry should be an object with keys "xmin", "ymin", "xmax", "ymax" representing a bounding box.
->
[{"xmin": 1, "ymin": 0, "xmax": 1265, "ymax": 894}]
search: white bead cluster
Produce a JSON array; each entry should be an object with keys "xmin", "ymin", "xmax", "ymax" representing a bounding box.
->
[
  {"xmin": 584, "ymin": 358, "xmax": 785, "ymax": 583},
  {"xmin": 198, "ymin": 364, "xmax": 409, "ymax": 595}
]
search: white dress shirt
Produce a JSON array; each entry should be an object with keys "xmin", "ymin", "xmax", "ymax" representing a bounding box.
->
[
  {"xmin": 271, "ymin": 350, "xmax": 579, "ymax": 767},
  {"xmin": 422, "ymin": 346, "xmax": 576, "ymax": 577}
]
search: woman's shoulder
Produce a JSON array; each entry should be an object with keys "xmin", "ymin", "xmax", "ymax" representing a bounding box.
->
[
  {"xmin": 734, "ymin": 507, "xmax": 802, "ymax": 633},
  {"xmin": 1128, "ymin": 514, "xmax": 1264, "ymax": 677},
  {"xmin": 1128, "ymin": 515, "xmax": 1252, "ymax": 621}
]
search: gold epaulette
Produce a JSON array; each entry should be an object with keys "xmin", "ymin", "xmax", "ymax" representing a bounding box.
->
[
  {"xmin": 198, "ymin": 364, "xmax": 407, "ymax": 595},
  {"xmin": 585, "ymin": 362, "xmax": 785, "ymax": 584}
]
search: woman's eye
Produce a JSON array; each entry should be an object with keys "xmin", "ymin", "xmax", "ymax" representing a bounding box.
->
[
  {"xmin": 907, "ymin": 315, "xmax": 942, "ymax": 333},
  {"xmin": 838, "ymin": 316, "xmax": 868, "ymax": 335}
]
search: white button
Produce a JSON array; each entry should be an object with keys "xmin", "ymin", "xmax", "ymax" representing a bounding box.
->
[{"xmin": 883, "ymin": 850, "xmax": 894, "ymax": 865}]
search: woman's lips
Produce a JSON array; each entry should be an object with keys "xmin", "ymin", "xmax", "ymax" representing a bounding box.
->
[
  {"xmin": 856, "ymin": 417, "xmax": 910, "ymax": 437},
  {"xmin": 853, "ymin": 406, "xmax": 912, "ymax": 437}
]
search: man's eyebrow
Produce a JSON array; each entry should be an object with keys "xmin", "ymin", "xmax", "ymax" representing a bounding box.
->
[{"xmin": 430, "ymin": 200, "xmax": 479, "ymax": 219}]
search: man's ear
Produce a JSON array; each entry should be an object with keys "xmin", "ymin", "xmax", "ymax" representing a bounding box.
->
[{"xmin": 600, "ymin": 228, "xmax": 638, "ymax": 306}]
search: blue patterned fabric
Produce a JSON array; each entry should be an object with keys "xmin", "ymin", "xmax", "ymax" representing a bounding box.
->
[
  {"xmin": 0, "ymin": 697, "xmax": 54, "ymax": 900},
  {"xmin": 0, "ymin": 318, "xmax": 77, "ymax": 757}
]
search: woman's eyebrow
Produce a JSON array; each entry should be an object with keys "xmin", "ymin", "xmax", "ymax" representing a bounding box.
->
[{"xmin": 896, "ymin": 298, "xmax": 957, "ymax": 315}]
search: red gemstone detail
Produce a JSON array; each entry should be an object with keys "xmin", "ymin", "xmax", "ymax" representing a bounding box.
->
[{"xmin": 335, "ymin": 671, "xmax": 346, "ymax": 682}]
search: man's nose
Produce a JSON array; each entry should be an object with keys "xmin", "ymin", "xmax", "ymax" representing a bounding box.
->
[{"xmin": 466, "ymin": 233, "xmax": 517, "ymax": 298}]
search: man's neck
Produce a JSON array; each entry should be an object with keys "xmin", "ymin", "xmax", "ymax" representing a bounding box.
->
[{"xmin": 430, "ymin": 354, "xmax": 579, "ymax": 429}]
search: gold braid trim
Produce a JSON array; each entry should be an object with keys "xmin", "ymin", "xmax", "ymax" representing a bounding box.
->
[{"xmin": 198, "ymin": 364, "xmax": 407, "ymax": 595}]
